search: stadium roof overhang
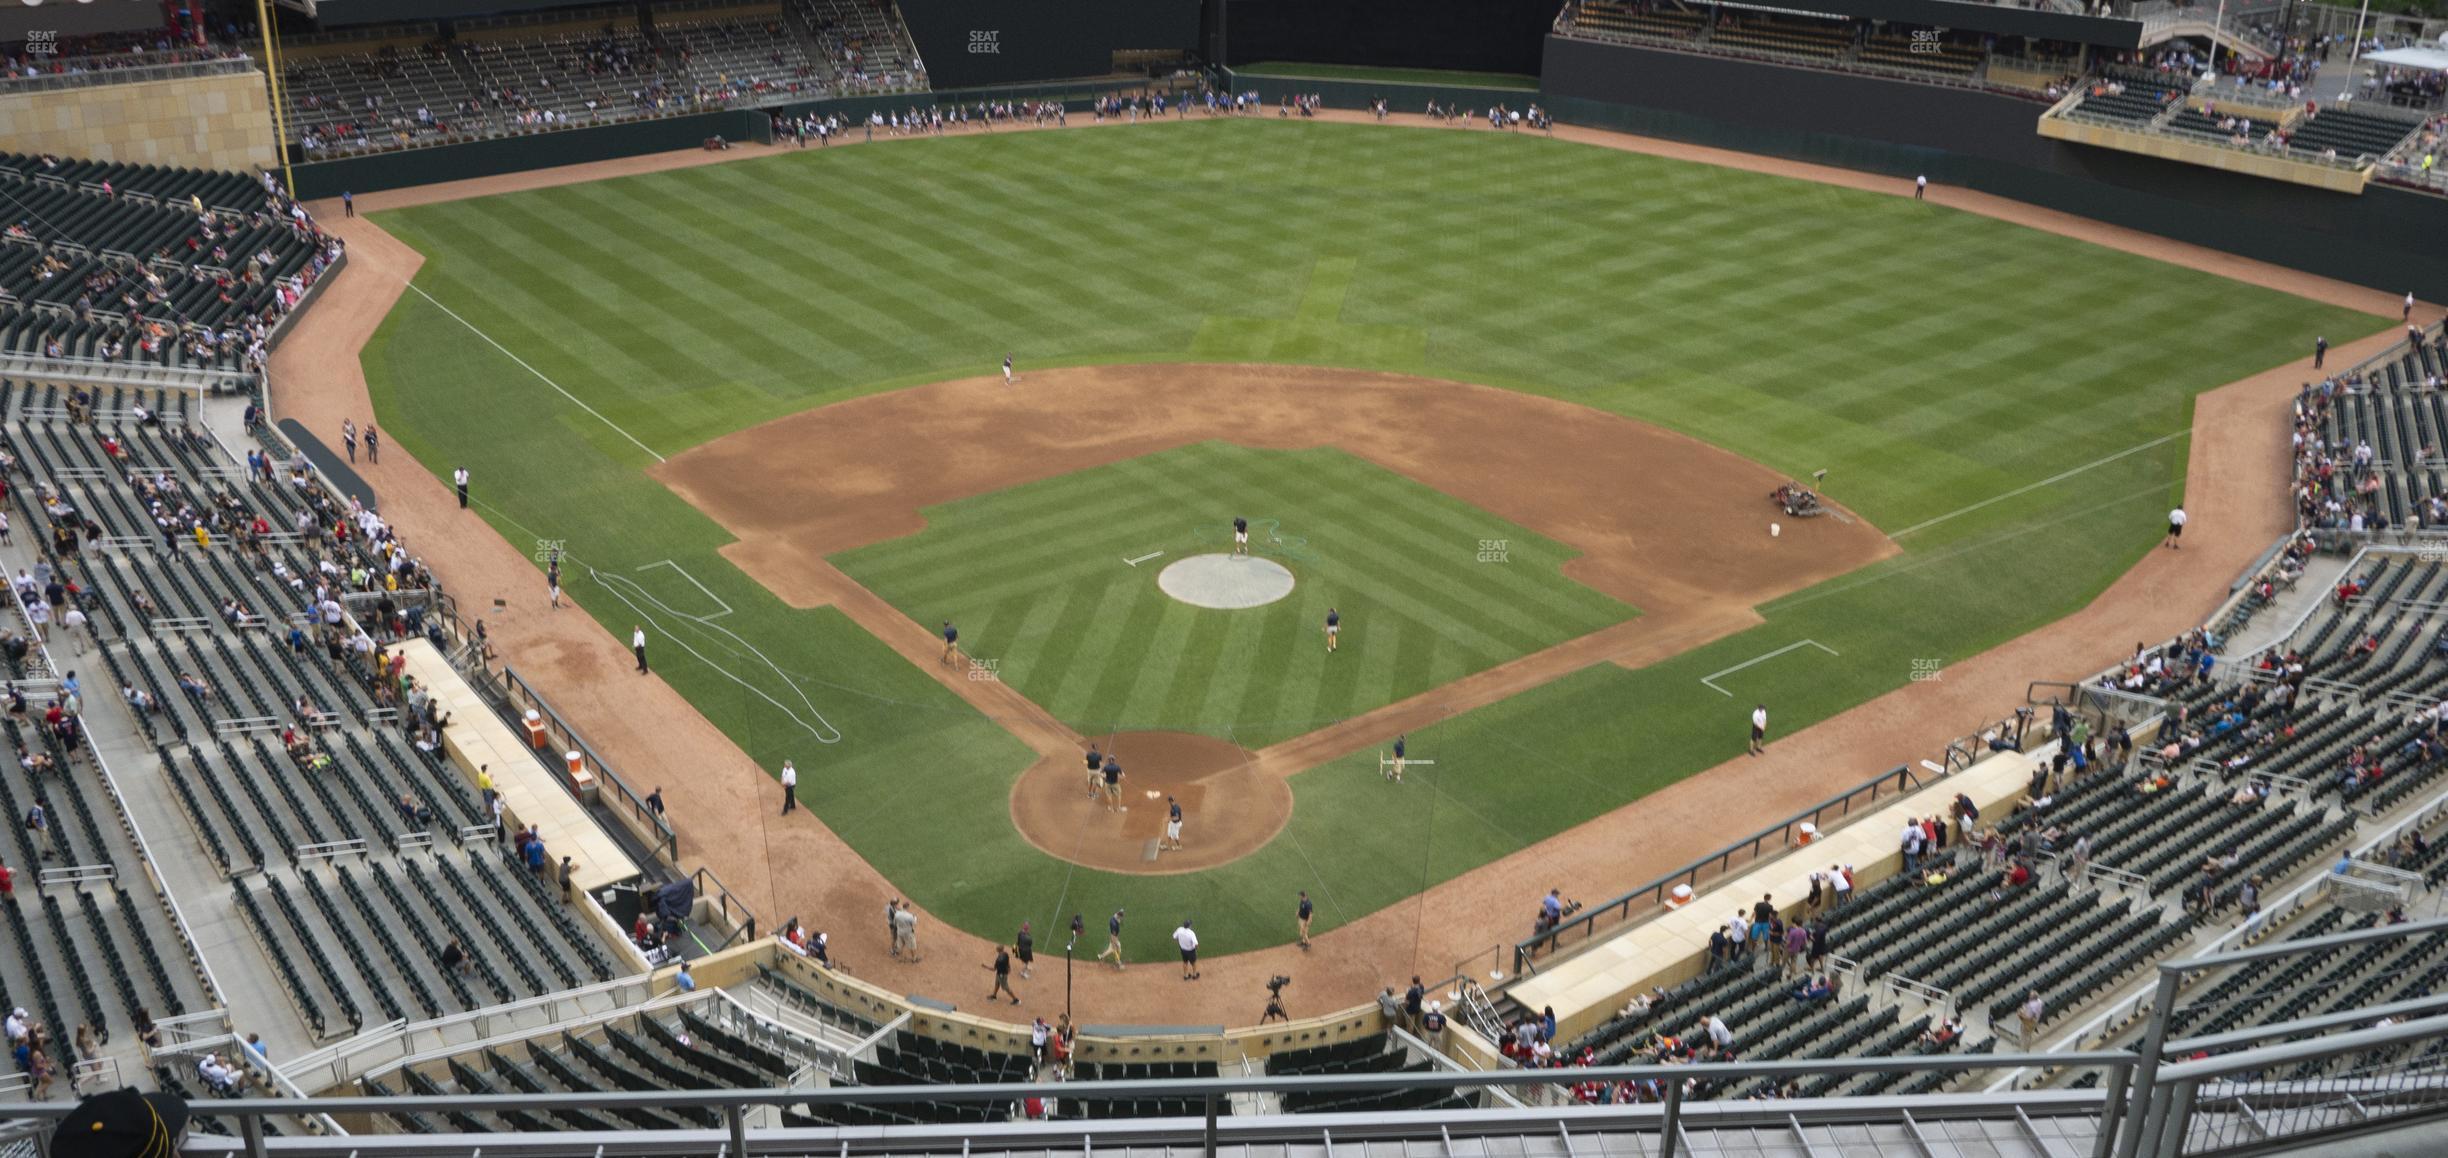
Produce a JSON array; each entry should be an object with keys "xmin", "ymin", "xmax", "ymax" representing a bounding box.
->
[{"xmin": 2364, "ymin": 45, "xmax": 2448, "ymax": 73}]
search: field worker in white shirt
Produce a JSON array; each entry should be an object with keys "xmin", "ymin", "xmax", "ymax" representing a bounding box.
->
[{"xmin": 1173, "ymin": 919, "xmax": 1201, "ymax": 980}]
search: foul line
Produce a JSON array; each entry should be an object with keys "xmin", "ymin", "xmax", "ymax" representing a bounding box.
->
[
  {"xmin": 397, "ymin": 278, "xmax": 668, "ymax": 464},
  {"xmin": 1123, "ymin": 551, "xmax": 1165, "ymax": 567},
  {"xmin": 1890, "ymin": 429, "xmax": 2188, "ymax": 540},
  {"xmin": 1701, "ymin": 639, "xmax": 1839, "ymax": 697}
]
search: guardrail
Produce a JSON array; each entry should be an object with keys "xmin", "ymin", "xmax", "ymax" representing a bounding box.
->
[
  {"xmin": 492, "ymin": 664, "xmax": 679, "ymax": 867},
  {"xmin": 3, "ymin": 1050, "xmax": 2132, "ymax": 1158},
  {"xmin": 1511, "ymin": 763, "xmax": 1919, "ymax": 974},
  {"xmin": 0, "ymin": 55, "xmax": 258, "ymax": 93}
]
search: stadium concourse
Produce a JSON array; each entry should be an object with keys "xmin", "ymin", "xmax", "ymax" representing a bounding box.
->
[{"xmin": 264, "ymin": 106, "xmax": 2421, "ymax": 1025}]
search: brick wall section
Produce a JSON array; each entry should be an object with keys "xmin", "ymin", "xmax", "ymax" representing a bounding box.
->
[{"xmin": 0, "ymin": 69, "xmax": 276, "ymax": 172}]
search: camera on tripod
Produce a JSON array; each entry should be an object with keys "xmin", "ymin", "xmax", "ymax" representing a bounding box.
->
[{"xmin": 1260, "ymin": 975, "xmax": 1292, "ymax": 1023}]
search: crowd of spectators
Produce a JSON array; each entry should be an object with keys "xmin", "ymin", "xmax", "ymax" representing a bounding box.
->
[
  {"xmin": 2, "ymin": 26, "xmax": 247, "ymax": 84},
  {"xmin": 10, "ymin": 160, "xmax": 343, "ymax": 375}
]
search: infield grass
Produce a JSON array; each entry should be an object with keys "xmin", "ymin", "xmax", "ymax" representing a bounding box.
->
[
  {"xmin": 363, "ymin": 118, "xmax": 2388, "ymax": 959},
  {"xmin": 831, "ymin": 442, "xmax": 1636, "ymax": 746}
]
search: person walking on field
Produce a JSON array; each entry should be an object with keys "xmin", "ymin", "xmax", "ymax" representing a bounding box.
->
[
  {"xmin": 365, "ymin": 423, "xmax": 378, "ymax": 463},
  {"xmin": 893, "ymin": 902, "xmax": 922, "ymax": 962},
  {"xmin": 1232, "ymin": 516, "xmax": 1249, "ymax": 558},
  {"xmin": 1297, "ymin": 890, "xmax": 1314, "ymax": 949},
  {"xmin": 779, "ymin": 759, "xmax": 797, "ymax": 815},
  {"xmin": 454, "ymin": 467, "xmax": 469, "ymax": 509},
  {"xmin": 2166, "ymin": 506, "xmax": 2187, "ymax": 550},
  {"xmin": 984, "ymin": 945, "xmax": 1021, "ymax": 1005},
  {"xmin": 2314, "ymin": 335, "xmax": 2328, "ymax": 369},
  {"xmin": 1914, "ymin": 174, "xmax": 1927, "ymax": 200},
  {"xmin": 941, "ymin": 621, "xmax": 959, "ymax": 667},
  {"xmin": 1750, "ymin": 704, "xmax": 1768, "ymax": 756},
  {"xmin": 1097, "ymin": 909, "xmax": 1127, "ymax": 970},
  {"xmin": 1325, "ymin": 607, "xmax": 1340, "ymax": 653},
  {"xmin": 632, "ymin": 626, "xmax": 649, "ymax": 674},
  {"xmin": 342, "ymin": 419, "xmax": 357, "ymax": 463},
  {"xmin": 1014, "ymin": 921, "xmax": 1035, "ymax": 979},
  {"xmin": 1084, "ymin": 746, "xmax": 1104, "ymax": 800},
  {"xmin": 1173, "ymin": 920, "xmax": 1201, "ymax": 980},
  {"xmin": 1388, "ymin": 733, "xmax": 1407, "ymax": 782},
  {"xmin": 1002, "ymin": 355, "xmax": 1015, "ymax": 385},
  {"xmin": 1162, "ymin": 796, "xmax": 1184, "ymax": 850}
]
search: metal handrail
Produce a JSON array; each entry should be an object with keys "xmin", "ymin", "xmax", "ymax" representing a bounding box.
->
[
  {"xmin": 0, "ymin": 55, "xmax": 257, "ymax": 93},
  {"xmin": 0, "ymin": 1050, "xmax": 2125, "ymax": 1119},
  {"xmin": 1512, "ymin": 764, "xmax": 1918, "ymax": 973}
]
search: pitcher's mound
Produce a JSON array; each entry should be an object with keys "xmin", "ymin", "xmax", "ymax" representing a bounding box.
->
[
  {"xmin": 1158, "ymin": 554, "xmax": 1296, "ymax": 609},
  {"xmin": 1009, "ymin": 730, "xmax": 1291, "ymax": 875}
]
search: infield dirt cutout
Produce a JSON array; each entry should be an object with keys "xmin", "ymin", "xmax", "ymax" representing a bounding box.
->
[{"xmin": 654, "ymin": 363, "xmax": 1898, "ymax": 872}]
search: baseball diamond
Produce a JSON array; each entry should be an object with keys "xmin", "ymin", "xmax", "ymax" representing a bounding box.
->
[
  {"xmin": 359, "ymin": 120, "xmax": 2379, "ymax": 960},
  {"xmin": 14, "ymin": 6, "xmax": 2448, "ymax": 1148}
]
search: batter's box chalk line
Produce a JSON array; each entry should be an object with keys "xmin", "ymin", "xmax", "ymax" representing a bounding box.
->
[
  {"xmin": 1700, "ymin": 639, "xmax": 1840, "ymax": 697},
  {"xmin": 590, "ymin": 563, "xmax": 842, "ymax": 745}
]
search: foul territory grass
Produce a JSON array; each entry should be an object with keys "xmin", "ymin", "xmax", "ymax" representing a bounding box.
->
[
  {"xmin": 831, "ymin": 443, "xmax": 1635, "ymax": 746},
  {"xmin": 363, "ymin": 118, "xmax": 2387, "ymax": 959}
]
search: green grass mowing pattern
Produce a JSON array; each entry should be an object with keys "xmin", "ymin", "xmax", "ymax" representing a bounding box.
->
[
  {"xmin": 363, "ymin": 119, "xmax": 2391, "ymax": 958},
  {"xmin": 830, "ymin": 443, "xmax": 1636, "ymax": 746},
  {"xmin": 1231, "ymin": 62, "xmax": 1541, "ymax": 89}
]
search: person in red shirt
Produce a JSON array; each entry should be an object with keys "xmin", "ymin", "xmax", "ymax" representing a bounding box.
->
[{"xmin": 0, "ymin": 864, "xmax": 14, "ymax": 898}]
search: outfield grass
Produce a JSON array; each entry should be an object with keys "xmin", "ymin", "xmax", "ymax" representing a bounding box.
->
[
  {"xmin": 1231, "ymin": 62, "xmax": 1540, "ymax": 90},
  {"xmin": 363, "ymin": 119, "xmax": 2387, "ymax": 959},
  {"xmin": 831, "ymin": 443, "xmax": 1636, "ymax": 747}
]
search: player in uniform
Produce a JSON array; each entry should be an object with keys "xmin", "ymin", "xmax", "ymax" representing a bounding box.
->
[
  {"xmin": 1388, "ymin": 733, "xmax": 1407, "ymax": 782},
  {"xmin": 1232, "ymin": 516, "xmax": 1249, "ymax": 557},
  {"xmin": 1003, "ymin": 355, "xmax": 1015, "ymax": 385},
  {"xmin": 1325, "ymin": 607, "xmax": 1340, "ymax": 653}
]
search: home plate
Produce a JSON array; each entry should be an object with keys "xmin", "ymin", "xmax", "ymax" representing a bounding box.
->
[{"xmin": 1144, "ymin": 789, "xmax": 1163, "ymax": 800}]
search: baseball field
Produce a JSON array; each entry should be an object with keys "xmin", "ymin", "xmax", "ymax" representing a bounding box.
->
[{"xmin": 359, "ymin": 116, "xmax": 2384, "ymax": 960}]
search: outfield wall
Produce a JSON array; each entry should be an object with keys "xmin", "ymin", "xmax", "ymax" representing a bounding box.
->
[{"xmin": 1540, "ymin": 36, "xmax": 2448, "ymax": 303}]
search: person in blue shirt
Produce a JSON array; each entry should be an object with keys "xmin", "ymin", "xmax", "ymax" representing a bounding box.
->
[{"xmin": 674, "ymin": 962, "xmax": 696, "ymax": 992}]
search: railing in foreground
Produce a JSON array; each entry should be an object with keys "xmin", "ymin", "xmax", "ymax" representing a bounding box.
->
[
  {"xmin": 2109, "ymin": 914, "xmax": 2448, "ymax": 1158},
  {"xmin": 0, "ymin": 1051, "xmax": 2124, "ymax": 1158},
  {"xmin": 1512, "ymin": 763, "xmax": 1918, "ymax": 975}
]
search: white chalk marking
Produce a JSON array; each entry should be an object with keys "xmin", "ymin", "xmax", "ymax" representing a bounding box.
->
[
  {"xmin": 635, "ymin": 560, "xmax": 733, "ymax": 620},
  {"xmin": 1892, "ymin": 430, "xmax": 2187, "ymax": 539},
  {"xmin": 1123, "ymin": 550, "xmax": 1165, "ymax": 567},
  {"xmin": 1701, "ymin": 639, "xmax": 1840, "ymax": 697},
  {"xmin": 397, "ymin": 277, "xmax": 668, "ymax": 464},
  {"xmin": 592, "ymin": 566, "xmax": 841, "ymax": 744}
]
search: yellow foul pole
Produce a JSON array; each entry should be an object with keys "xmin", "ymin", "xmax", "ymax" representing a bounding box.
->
[{"xmin": 256, "ymin": 0, "xmax": 296, "ymax": 196}]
